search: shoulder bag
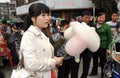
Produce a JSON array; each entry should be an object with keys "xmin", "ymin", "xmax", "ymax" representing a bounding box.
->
[{"xmin": 11, "ymin": 52, "xmax": 36, "ymax": 78}]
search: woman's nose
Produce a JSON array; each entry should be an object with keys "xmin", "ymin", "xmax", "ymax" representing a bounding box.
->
[{"xmin": 46, "ymin": 15, "xmax": 51, "ymax": 20}]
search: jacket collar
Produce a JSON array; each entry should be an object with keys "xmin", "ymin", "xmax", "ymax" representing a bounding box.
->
[
  {"xmin": 28, "ymin": 25, "xmax": 41, "ymax": 36},
  {"xmin": 27, "ymin": 25, "xmax": 48, "ymax": 39}
]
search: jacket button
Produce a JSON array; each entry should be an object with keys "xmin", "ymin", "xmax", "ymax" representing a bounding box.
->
[
  {"xmin": 42, "ymin": 75, "xmax": 44, "ymax": 78},
  {"xmin": 43, "ymin": 48, "xmax": 45, "ymax": 52}
]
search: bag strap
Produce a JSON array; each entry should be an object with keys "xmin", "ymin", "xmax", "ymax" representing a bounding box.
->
[
  {"xmin": 18, "ymin": 30, "xmax": 36, "ymax": 67},
  {"xmin": 18, "ymin": 51, "xmax": 24, "ymax": 68},
  {"xmin": 18, "ymin": 30, "xmax": 35, "ymax": 67},
  {"xmin": 18, "ymin": 31, "xmax": 37, "ymax": 77}
]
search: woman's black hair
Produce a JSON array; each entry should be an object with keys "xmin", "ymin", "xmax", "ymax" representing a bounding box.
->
[
  {"xmin": 24, "ymin": 3, "xmax": 51, "ymax": 31},
  {"xmin": 96, "ymin": 12, "xmax": 105, "ymax": 17}
]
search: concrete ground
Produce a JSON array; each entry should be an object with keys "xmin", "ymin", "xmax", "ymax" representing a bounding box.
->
[
  {"xmin": 0, "ymin": 58, "xmax": 102, "ymax": 78},
  {"xmin": 78, "ymin": 59, "xmax": 101, "ymax": 78},
  {"xmin": 0, "ymin": 41, "xmax": 102, "ymax": 78}
]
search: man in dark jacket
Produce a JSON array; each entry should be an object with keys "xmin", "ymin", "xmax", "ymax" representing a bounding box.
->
[{"xmin": 80, "ymin": 11, "xmax": 92, "ymax": 78}]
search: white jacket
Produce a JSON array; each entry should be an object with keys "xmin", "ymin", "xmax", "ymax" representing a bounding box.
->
[{"xmin": 20, "ymin": 25, "xmax": 56, "ymax": 78}]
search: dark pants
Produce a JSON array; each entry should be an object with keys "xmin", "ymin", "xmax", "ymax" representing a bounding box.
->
[
  {"xmin": 7, "ymin": 42, "xmax": 19, "ymax": 65},
  {"xmin": 58, "ymin": 57, "xmax": 80, "ymax": 78},
  {"xmin": 115, "ymin": 43, "xmax": 120, "ymax": 52},
  {"xmin": 0, "ymin": 71, "xmax": 4, "ymax": 78},
  {"xmin": 91, "ymin": 48, "xmax": 107, "ymax": 78},
  {"xmin": 80, "ymin": 49, "xmax": 92, "ymax": 78}
]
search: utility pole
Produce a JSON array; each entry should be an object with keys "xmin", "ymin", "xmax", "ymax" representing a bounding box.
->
[
  {"xmin": 7, "ymin": 2, "xmax": 9, "ymax": 19},
  {"xmin": 89, "ymin": 0, "xmax": 96, "ymax": 17},
  {"xmin": 93, "ymin": 3, "xmax": 95, "ymax": 17}
]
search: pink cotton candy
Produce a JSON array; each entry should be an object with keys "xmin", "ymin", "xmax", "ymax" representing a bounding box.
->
[{"xmin": 65, "ymin": 35, "xmax": 87, "ymax": 56}]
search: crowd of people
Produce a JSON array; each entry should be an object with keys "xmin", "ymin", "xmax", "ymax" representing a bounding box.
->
[
  {"xmin": 0, "ymin": 2, "xmax": 120, "ymax": 78},
  {"xmin": 0, "ymin": 19, "xmax": 24, "ymax": 78},
  {"xmin": 50, "ymin": 10, "xmax": 119, "ymax": 78}
]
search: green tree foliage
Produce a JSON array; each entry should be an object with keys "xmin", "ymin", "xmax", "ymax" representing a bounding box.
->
[{"xmin": 91, "ymin": 0, "xmax": 117, "ymax": 21}]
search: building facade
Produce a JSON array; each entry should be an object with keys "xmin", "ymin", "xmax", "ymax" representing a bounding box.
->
[
  {"xmin": 0, "ymin": 3, "xmax": 9, "ymax": 19},
  {"xmin": 16, "ymin": 0, "xmax": 38, "ymax": 7},
  {"xmin": 16, "ymin": 0, "xmax": 94, "ymax": 19},
  {"xmin": 0, "ymin": 0, "xmax": 16, "ymax": 20}
]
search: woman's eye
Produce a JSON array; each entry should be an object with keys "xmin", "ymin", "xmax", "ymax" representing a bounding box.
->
[
  {"xmin": 41, "ymin": 14, "xmax": 45, "ymax": 16},
  {"xmin": 47, "ymin": 14, "xmax": 50, "ymax": 16}
]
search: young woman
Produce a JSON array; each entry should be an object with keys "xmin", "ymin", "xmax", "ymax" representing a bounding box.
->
[{"xmin": 19, "ymin": 3, "xmax": 63, "ymax": 78}]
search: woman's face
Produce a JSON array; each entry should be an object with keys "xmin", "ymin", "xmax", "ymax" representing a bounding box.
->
[
  {"xmin": 32, "ymin": 13, "xmax": 51, "ymax": 29},
  {"xmin": 97, "ymin": 14, "xmax": 105, "ymax": 25}
]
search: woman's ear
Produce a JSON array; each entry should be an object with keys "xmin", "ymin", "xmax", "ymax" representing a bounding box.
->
[{"xmin": 31, "ymin": 17, "xmax": 35, "ymax": 23}]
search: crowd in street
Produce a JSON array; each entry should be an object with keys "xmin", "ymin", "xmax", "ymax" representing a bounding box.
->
[
  {"xmin": 0, "ymin": 2, "xmax": 120, "ymax": 78},
  {"xmin": 49, "ymin": 9, "xmax": 119, "ymax": 78}
]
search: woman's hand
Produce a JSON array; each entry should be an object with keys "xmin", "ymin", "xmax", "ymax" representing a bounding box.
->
[
  {"xmin": 54, "ymin": 57, "xmax": 64, "ymax": 66},
  {"xmin": 106, "ymin": 49, "xmax": 110, "ymax": 56}
]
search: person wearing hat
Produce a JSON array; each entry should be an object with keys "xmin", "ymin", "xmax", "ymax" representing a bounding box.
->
[{"xmin": 89, "ymin": 12, "xmax": 112, "ymax": 78}]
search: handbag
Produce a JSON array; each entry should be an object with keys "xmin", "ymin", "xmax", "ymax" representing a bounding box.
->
[
  {"xmin": 51, "ymin": 69, "xmax": 57, "ymax": 78},
  {"xmin": 11, "ymin": 67, "xmax": 35, "ymax": 78},
  {"xmin": 11, "ymin": 52, "xmax": 36, "ymax": 78}
]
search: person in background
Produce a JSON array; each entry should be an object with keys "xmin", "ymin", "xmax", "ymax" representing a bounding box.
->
[
  {"xmin": 12, "ymin": 25, "xmax": 21, "ymax": 43},
  {"xmin": 106, "ymin": 10, "xmax": 119, "ymax": 34},
  {"xmin": 70, "ymin": 16, "xmax": 76, "ymax": 22},
  {"xmin": 79, "ymin": 10, "xmax": 92, "ymax": 78},
  {"xmin": 115, "ymin": 16, "xmax": 120, "ymax": 52},
  {"xmin": 89, "ymin": 12, "xmax": 112, "ymax": 78},
  {"xmin": 20, "ymin": 3, "xmax": 63, "ymax": 78},
  {"xmin": 57, "ymin": 20, "xmax": 80, "ymax": 78},
  {"xmin": 1, "ymin": 19, "xmax": 19, "ymax": 65},
  {"xmin": 106, "ymin": 10, "xmax": 120, "ymax": 51}
]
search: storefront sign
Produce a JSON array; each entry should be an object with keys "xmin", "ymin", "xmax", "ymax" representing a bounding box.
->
[
  {"xmin": 46, "ymin": 0, "xmax": 93, "ymax": 10},
  {"xmin": 16, "ymin": 0, "xmax": 93, "ymax": 15}
]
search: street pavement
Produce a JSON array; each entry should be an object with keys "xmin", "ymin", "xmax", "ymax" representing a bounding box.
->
[
  {"xmin": 0, "ymin": 42, "xmax": 102, "ymax": 78},
  {"xmin": 0, "ymin": 58, "xmax": 101, "ymax": 78}
]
